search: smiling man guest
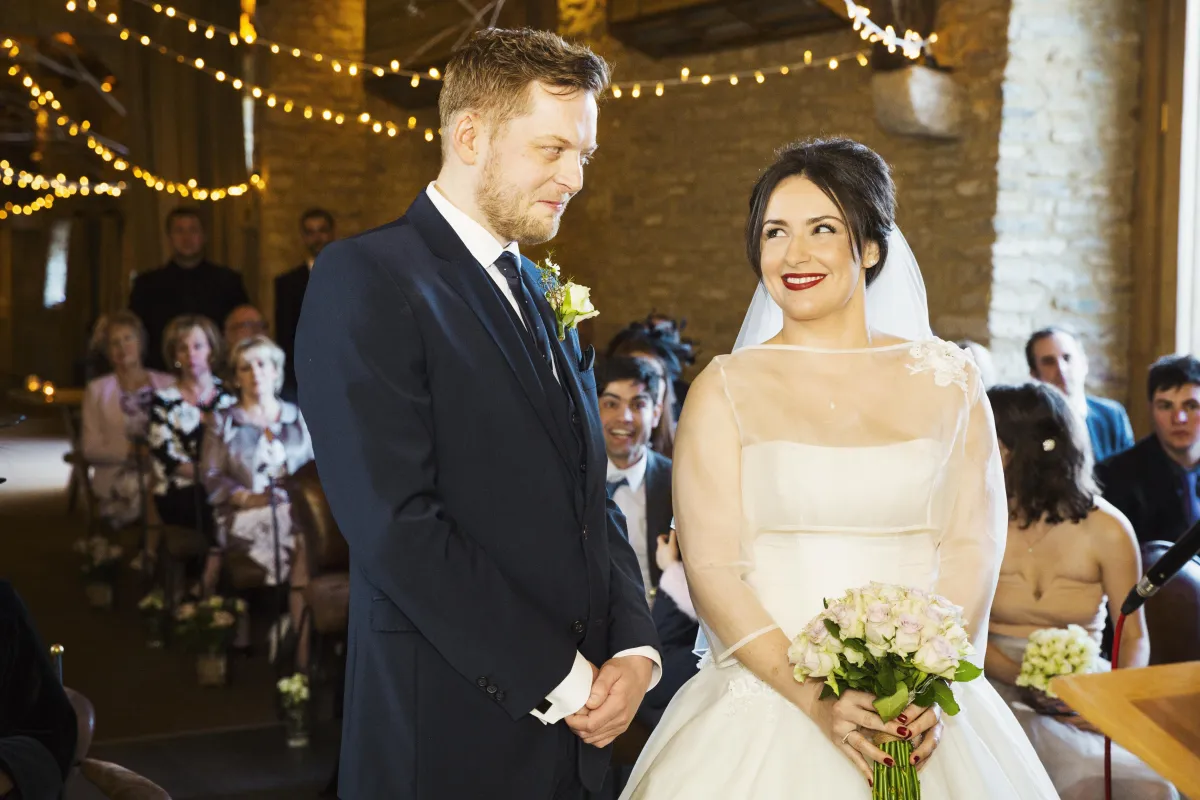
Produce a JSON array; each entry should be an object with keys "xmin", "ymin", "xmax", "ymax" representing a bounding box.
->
[{"xmin": 296, "ymin": 29, "xmax": 659, "ymax": 800}]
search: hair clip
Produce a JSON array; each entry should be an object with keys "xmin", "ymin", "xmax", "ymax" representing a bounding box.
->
[{"xmin": 1042, "ymin": 439, "xmax": 1056, "ymax": 452}]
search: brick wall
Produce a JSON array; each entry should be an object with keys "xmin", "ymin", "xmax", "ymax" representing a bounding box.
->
[{"xmin": 987, "ymin": 0, "xmax": 1144, "ymax": 400}]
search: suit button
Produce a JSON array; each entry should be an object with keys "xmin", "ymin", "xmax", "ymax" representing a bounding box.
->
[
  {"xmin": 487, "ymin": 684, "xmax": 498, "ymax": 695},
  {"xmin": 571, "ymin": 411, "xmax": 580, "ymax": 425},
  {"xmin": 579, "ymin": 461, "xmax": 587, "ymax": 473},
  {"xmin": 476, "ymin": 677, "xmax": 488, "ymax": 688},
  {"xmin": 571, "ymin": 620, "xmax": 585, "ymax": 634},
  {"xmin": 495, "ymin": 690, "xmax": 506, "ymax": 702}
]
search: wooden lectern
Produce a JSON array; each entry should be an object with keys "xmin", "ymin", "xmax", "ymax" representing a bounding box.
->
[{"xmin": 1052, "ymin": 662, "xmax": 1200, "ymax": 798}]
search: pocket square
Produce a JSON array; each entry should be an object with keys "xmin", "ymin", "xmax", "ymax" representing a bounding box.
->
[{"xmin": 578, "ymin": 344, "xmax": 595, "ymax": 372}]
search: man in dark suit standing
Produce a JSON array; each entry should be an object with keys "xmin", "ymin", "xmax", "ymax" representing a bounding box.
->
[
  {"xmin": 1026, "ymin": 326, "xmax": 1134, "ymax": 463},
  {"xmin": 129, "ymin": 207, "xmax": 248, "ymax": 371},
  {"xmin": 275, "ymin": 209, "xmax": 335, "ymax": 402},
  {"xmin": 598, "ymin": 356, "xmax": 697, "ymax": 728},
  {"xmin": 296, "ymin": 29, "xmax": 659, "ymax": 800},
  {"xmin": 1098, "ymin": 355, "xmax": 1200, "ymax": 544}
]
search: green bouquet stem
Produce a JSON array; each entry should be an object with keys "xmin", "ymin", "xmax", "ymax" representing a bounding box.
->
[{"xmin": 872, "ymin": 734, "xmax": 920, "ymax": 799}]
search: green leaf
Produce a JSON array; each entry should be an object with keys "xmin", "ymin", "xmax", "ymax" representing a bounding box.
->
[
  {"xmin": 878, "ymin": 659, "xmax": 897, "ymax": 696},
  {"xmin": 873, "ymin": 680, "xmax": 910, "ymax": 722},
  {"xmin": 954, "ymin": 660, "xmax": 983, "ymax": 683},
  {"xmin": 843, "ymin": 638, "xmax": 868, "ymax": 655},
  {"xmin": 824, "ymin": 618, "xmax": 842, "ymax": 639},
  {"xmin": 914, "ymin": 681, "xmax": 937, "ymax": 708},
  {"xmin": 932, "ymin": 679, "xmax": 961, "ymax": 716},
  {"xmin": 820, "ymin": 683, "xmax": 836, "ymax": 701},
  {"xmin": 825, "ymin": 673, "xmax": 842, "ymax": 696},
  {"xmin": 823, "ymin": 597, "xmax": 829, "ymax": 609}
]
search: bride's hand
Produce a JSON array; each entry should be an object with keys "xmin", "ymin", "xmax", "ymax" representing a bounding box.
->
[
  {"xmin": 806, "ymin": 685, "xmax": 911, "ymax": 785},
  {"xmin": 895, "ymin": 702, "xmax": 944, "ymax": 772}
]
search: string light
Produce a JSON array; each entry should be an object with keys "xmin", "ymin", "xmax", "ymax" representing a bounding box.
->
[
  {"xmin": 607, "ymin": 49, "xmax": 871, "ymax": 97},
  {"xmin": 1, "ymin": 160, "xmax": 126, "ymax": 197},
  {"xmin": 3, "ymin": 62, "xmax": 263, "ymax": 200},
  {"xmin": 66, "ymin": 5, "xmax": 435, "ymax": 141},
  {"xmin": 844, "ymin": 1, "xmax": 930, "ymax": 58},
  {"xmin": 77, "ymin": 0, "xmax": 438, "ymax": 82},
  {"xmin": 1, "ymin": 192, "xmax": 56, "ymax": 220}
]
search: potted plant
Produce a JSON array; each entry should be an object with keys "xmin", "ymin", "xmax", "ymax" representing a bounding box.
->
[
  {"xmin": 73, "ymin": 535, "xmax": 122, "ymax": 609},
  {"xmin": 277, "ymin": 673, "xmax": 311, "ymax": 747},
  {"xmin": 137, "ymin": 590, "xmax": 166, "ymax": 647},
  {"xmin": 174, "ymin": 595, "xmax": 246, "ymax": 686}
]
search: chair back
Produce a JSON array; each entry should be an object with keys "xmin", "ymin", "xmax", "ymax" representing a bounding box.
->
[
  {"xmin": 1140, "ymin": 540, "xmax": 1200, "ymax": 665},
  {"xmin": 287, "ymin": 460, "xmax": 348, "ymax": 575}
]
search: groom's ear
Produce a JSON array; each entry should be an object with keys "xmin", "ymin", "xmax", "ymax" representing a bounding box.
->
[
  {"xmin": 862, "ymin": 239, "xmax": 881, "ymax": 270},
  {"xmin": 449, "ymin": 111, "xmax": 483, "ymax": 166}
]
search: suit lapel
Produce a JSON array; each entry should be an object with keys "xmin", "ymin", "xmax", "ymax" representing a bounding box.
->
[
  {"xmin": 407, "ymin": 194, "xmax": 574, "ymax": 473},
  {"xmin": 644, "ymin": 451, "xmax": 673, "ymax": 588}
]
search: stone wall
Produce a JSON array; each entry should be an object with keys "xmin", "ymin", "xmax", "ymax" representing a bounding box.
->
[{"xmin": 988, "ymin": 0, "xmax": 1144, "ymax": 398}]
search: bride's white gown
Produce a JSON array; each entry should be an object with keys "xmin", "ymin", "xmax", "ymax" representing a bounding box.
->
[{"xmin": 622, "ymin": 340, "xmax": 1058, "ymax": 799}]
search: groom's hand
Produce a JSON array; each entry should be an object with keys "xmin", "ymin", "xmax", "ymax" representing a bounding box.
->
[{"xmin": 564, "ymin": 655, "xmax": 653, "ymax": 748}]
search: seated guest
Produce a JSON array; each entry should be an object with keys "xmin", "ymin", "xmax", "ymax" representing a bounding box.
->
[
  {"xmin": 202, "ymin": 335, "xmax": 314, "ymax": 666},
  {"xmin": 0, "ymin": 580, "xmax": 77, "ymax": 800},
  {"xmin": 1098, "ymin": 354, "xmax": 1200, "ymax": 545},
  {"xmin": 956, "ymin": 339, "xmax": 998, "ymax": 388},
  {"xmin": 985, "ymin": 383, "xmax": 1173, "ymax": 800},
  {"xmin": 146, "ymin": 315, "xmax": 237, "ymax": 590},
  {"xmin": 1026, "ymin": 326, "xmax": 1134, "ymax": 462},
  {"xmin": 224, "ymin": 304, "xmax": 269, "ymax": 350},
  {"xmin": 598, "ymin": 357, "xmax": 697, "ymax": 728},
  {"xmin": 82, "ymin": 312, "xmax": 174, "ymax": 528}
]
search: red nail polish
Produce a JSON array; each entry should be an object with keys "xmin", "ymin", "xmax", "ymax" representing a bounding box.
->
[
  {"xmin": 897, "ymin": 726, "xmax": 910, "ymax": 738},
  {"xmin": 868, "ymin": 779, "xmax": 873, "ymax": 788},
  {"xmin": 897, "ymin": 714, "xmax": 908, "ymax": 723},
  {"xmin": 912, "ymin": 755, "xmax": 921, "ymax": 764},
  {"xmin": 885, "ymin": 758, "xmax": 894, "ymax": 767}
]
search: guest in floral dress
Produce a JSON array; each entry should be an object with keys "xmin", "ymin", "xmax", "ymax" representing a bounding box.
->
[
  {"xmin": 81, "ymin": 311, "xmax": 174, "ymax": 529},
  {"xmin": 202, "ymin": 335, "xmax": 314, "ymax": 665},
  {"xmin": 145, "ymin": 315, "xmax": 236, "ymax": 588}
]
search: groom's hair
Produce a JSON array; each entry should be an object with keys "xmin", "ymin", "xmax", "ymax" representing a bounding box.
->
[
  {"xmin": 439, "ymin": 28, "xmax": 610, "ymax": 143},
  {"xmin": 745, "ymin": 138, "xmax": 895, "ymax": 286}
]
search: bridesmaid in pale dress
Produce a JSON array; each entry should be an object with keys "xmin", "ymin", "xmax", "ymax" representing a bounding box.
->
[{"xmin": 985, "ymin": 382, "xmax": 1176, "ymax": 799}]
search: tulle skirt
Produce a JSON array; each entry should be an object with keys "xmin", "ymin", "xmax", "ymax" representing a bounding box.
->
[{"xmin": 621, "ymin": 657, "xmax": 1059, "ymax": 799}]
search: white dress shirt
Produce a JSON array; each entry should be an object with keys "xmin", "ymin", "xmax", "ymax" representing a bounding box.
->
[
  {"xmin": 425, "ymin": 183, "xmax": 660, "ymax": 724},
  {"xmin": 607, "ymin": 455, "xmax": 653, "ymax": 600}
]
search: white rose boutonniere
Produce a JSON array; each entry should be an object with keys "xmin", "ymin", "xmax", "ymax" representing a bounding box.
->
[{"xmin": 535, "ymin": 256, "xmax": 598, "ymax": 340}]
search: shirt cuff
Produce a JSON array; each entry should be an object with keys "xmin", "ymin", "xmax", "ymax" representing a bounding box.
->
[
  {"xmin": 529, "ymin": 651, "xmax": 592, "ymax": 725},
  {"xmin": 657, "ymin": 562, "xmax": 697, "ymax": 621},
  {"xmin": 613, "ymin": 646, "xmax": 662, "ymax": 692}
]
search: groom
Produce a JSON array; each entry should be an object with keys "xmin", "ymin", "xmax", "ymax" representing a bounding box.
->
[{"xmin": 296, "ymin": 28, "xmax": 660, "ymax": 800}]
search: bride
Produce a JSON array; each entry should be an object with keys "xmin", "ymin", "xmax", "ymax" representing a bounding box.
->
[{"xmin": 620, "ymin": 138, "xmax": 1058, "ymax": 798}]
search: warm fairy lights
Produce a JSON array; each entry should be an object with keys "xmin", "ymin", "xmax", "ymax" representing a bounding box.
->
[{"xmin": 3, "ymin": 61, "xmax": 264, "ymax": 202}]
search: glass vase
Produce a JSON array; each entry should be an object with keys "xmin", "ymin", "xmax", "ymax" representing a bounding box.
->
[
  {"xmin": 284, "ymin": 702, "xmax": 309, "ymax": 748},
  {"xmin": 196, "ymin": 651, "xmax": 228, "ymax": 687}
]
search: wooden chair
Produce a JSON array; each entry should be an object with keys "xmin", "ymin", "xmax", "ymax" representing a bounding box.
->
[
  {"xmin": 1140, "ymin": 540, "xmax": 1200, "ymax": 665},
  {"xmin": 49, "ymin": 645, "xmax": 172, "ymax": 799}
]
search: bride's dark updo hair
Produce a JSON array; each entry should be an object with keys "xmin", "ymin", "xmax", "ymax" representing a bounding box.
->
[{"xmin": 745, "ymin": 138, "xmax": 896, "ymax": 286}]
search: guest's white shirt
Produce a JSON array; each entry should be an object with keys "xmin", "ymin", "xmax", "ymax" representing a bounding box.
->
[
  {"xmin": 424, "ymin": 182, "xmax": 660, "ymax": 724},
  {"xmin": 607, "ymin": 455, "xmax": 653, "ymax": 600}
]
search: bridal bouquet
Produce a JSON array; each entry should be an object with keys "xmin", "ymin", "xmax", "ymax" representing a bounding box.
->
[
  {"xmin": 1015, "ymin": 624, "xmax": 1101, "ymax": 701},
  {"xmin": 788, "ymin": 583, "xmax": 983, "ymax": 800}
]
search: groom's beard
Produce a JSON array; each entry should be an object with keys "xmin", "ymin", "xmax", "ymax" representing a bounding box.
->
[{"xmin": 476, "ymin": 153, "xmax": 563, "ymax": 245}]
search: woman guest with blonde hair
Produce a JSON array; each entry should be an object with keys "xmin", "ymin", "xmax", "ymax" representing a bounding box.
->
[
  {"xmin": 986, "ymin": 382, "xmax": 1174, "ymax": 799},
  {"xmin": 81, "ymin": 311, "xmax": 174, "ymax": 529},
  {"xmin": 144, "ymin": 315, "xmax": 236, "ymax": 587},
  {"xmin": 202, "ymin": 335, "xmax": 313, "ymax": 666}
]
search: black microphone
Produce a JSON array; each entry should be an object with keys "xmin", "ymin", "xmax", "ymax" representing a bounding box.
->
[{"xmin": 1120, "ymin": 521, "xmax": 1200, "ymax": 615}]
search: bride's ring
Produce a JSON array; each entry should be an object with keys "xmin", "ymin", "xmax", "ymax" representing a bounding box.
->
[{"xmin": 841, "ymin": 729, "xmax": 857, "ymax": 745}]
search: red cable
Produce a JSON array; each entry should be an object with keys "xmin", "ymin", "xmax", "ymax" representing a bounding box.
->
[{"xmin": 1105, "ymin": 613, "xmax": 1127, "ymax": 800}]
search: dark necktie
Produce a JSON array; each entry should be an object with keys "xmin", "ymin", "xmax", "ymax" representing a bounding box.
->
[
  {"xmin": 1181, "ymin": 469, "xmax": 1200, "ymax": 529},
  {"xmin": 494, "ymin": 252, "xmax": 553, "ymax": 370},
  {"xmin": 606, "ymin": 476, "xmax": 629, "ymax": 500}
]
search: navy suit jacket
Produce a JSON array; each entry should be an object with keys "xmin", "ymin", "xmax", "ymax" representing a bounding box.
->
[
  {"xmin": 1086, "ymin": 394, "xmax": 1135, "ymax": 464},
  {"xmin": 1097, "ymin": 435, "xmax": 1191, "ymax": 545},
  {"xmin": 295, "ymin": 192, "xmax": 658, "ymax": 799}
]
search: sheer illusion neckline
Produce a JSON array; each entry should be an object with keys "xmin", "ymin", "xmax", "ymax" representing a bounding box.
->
[{"xmin": 737, "ymin": 339, "xmax": 922, "ymax": 354}]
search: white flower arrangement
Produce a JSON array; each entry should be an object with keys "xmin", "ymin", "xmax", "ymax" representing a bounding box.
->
[
  {"xmin": 277, "ymin": 673, "xmax": 310, "ymax": 708},
  {"xmin": 789, "ymin": 582, "xmax": 982, "ymax": 800},
  {"xmin": 137, "ymin": 590, "xmax": 165, "ymax": 612},
  {"xmin": 1015, "ymin": 624, "xmax": 1101, "ymax": 699},
  {"xmin": 73, "ymin": 535, "xmax": 123, "ymax": 581},
  {"xmin": 534, "ymin": 256, "xmax": 599, "ymax": 341}
]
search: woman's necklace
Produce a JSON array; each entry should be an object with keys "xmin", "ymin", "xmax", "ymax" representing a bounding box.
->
[{"xmin": 1016, "ymin": 522, "xmax": 1052, "ymax": 554}]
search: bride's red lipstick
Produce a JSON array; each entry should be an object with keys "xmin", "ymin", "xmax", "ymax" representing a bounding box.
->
[{"xmin": 781, "ymin": 273, "xmax": 827, "ymax": 291}]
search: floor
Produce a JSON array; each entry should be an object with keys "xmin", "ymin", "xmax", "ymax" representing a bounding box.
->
[{"xmin": 1, "ymin": 409, "xmax": 341, "ymax": 799}]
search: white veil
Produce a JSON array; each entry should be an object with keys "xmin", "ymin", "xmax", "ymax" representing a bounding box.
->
[{"xmin": 732, "ymin": 226, "xmax": 932, "ymax": 349}]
